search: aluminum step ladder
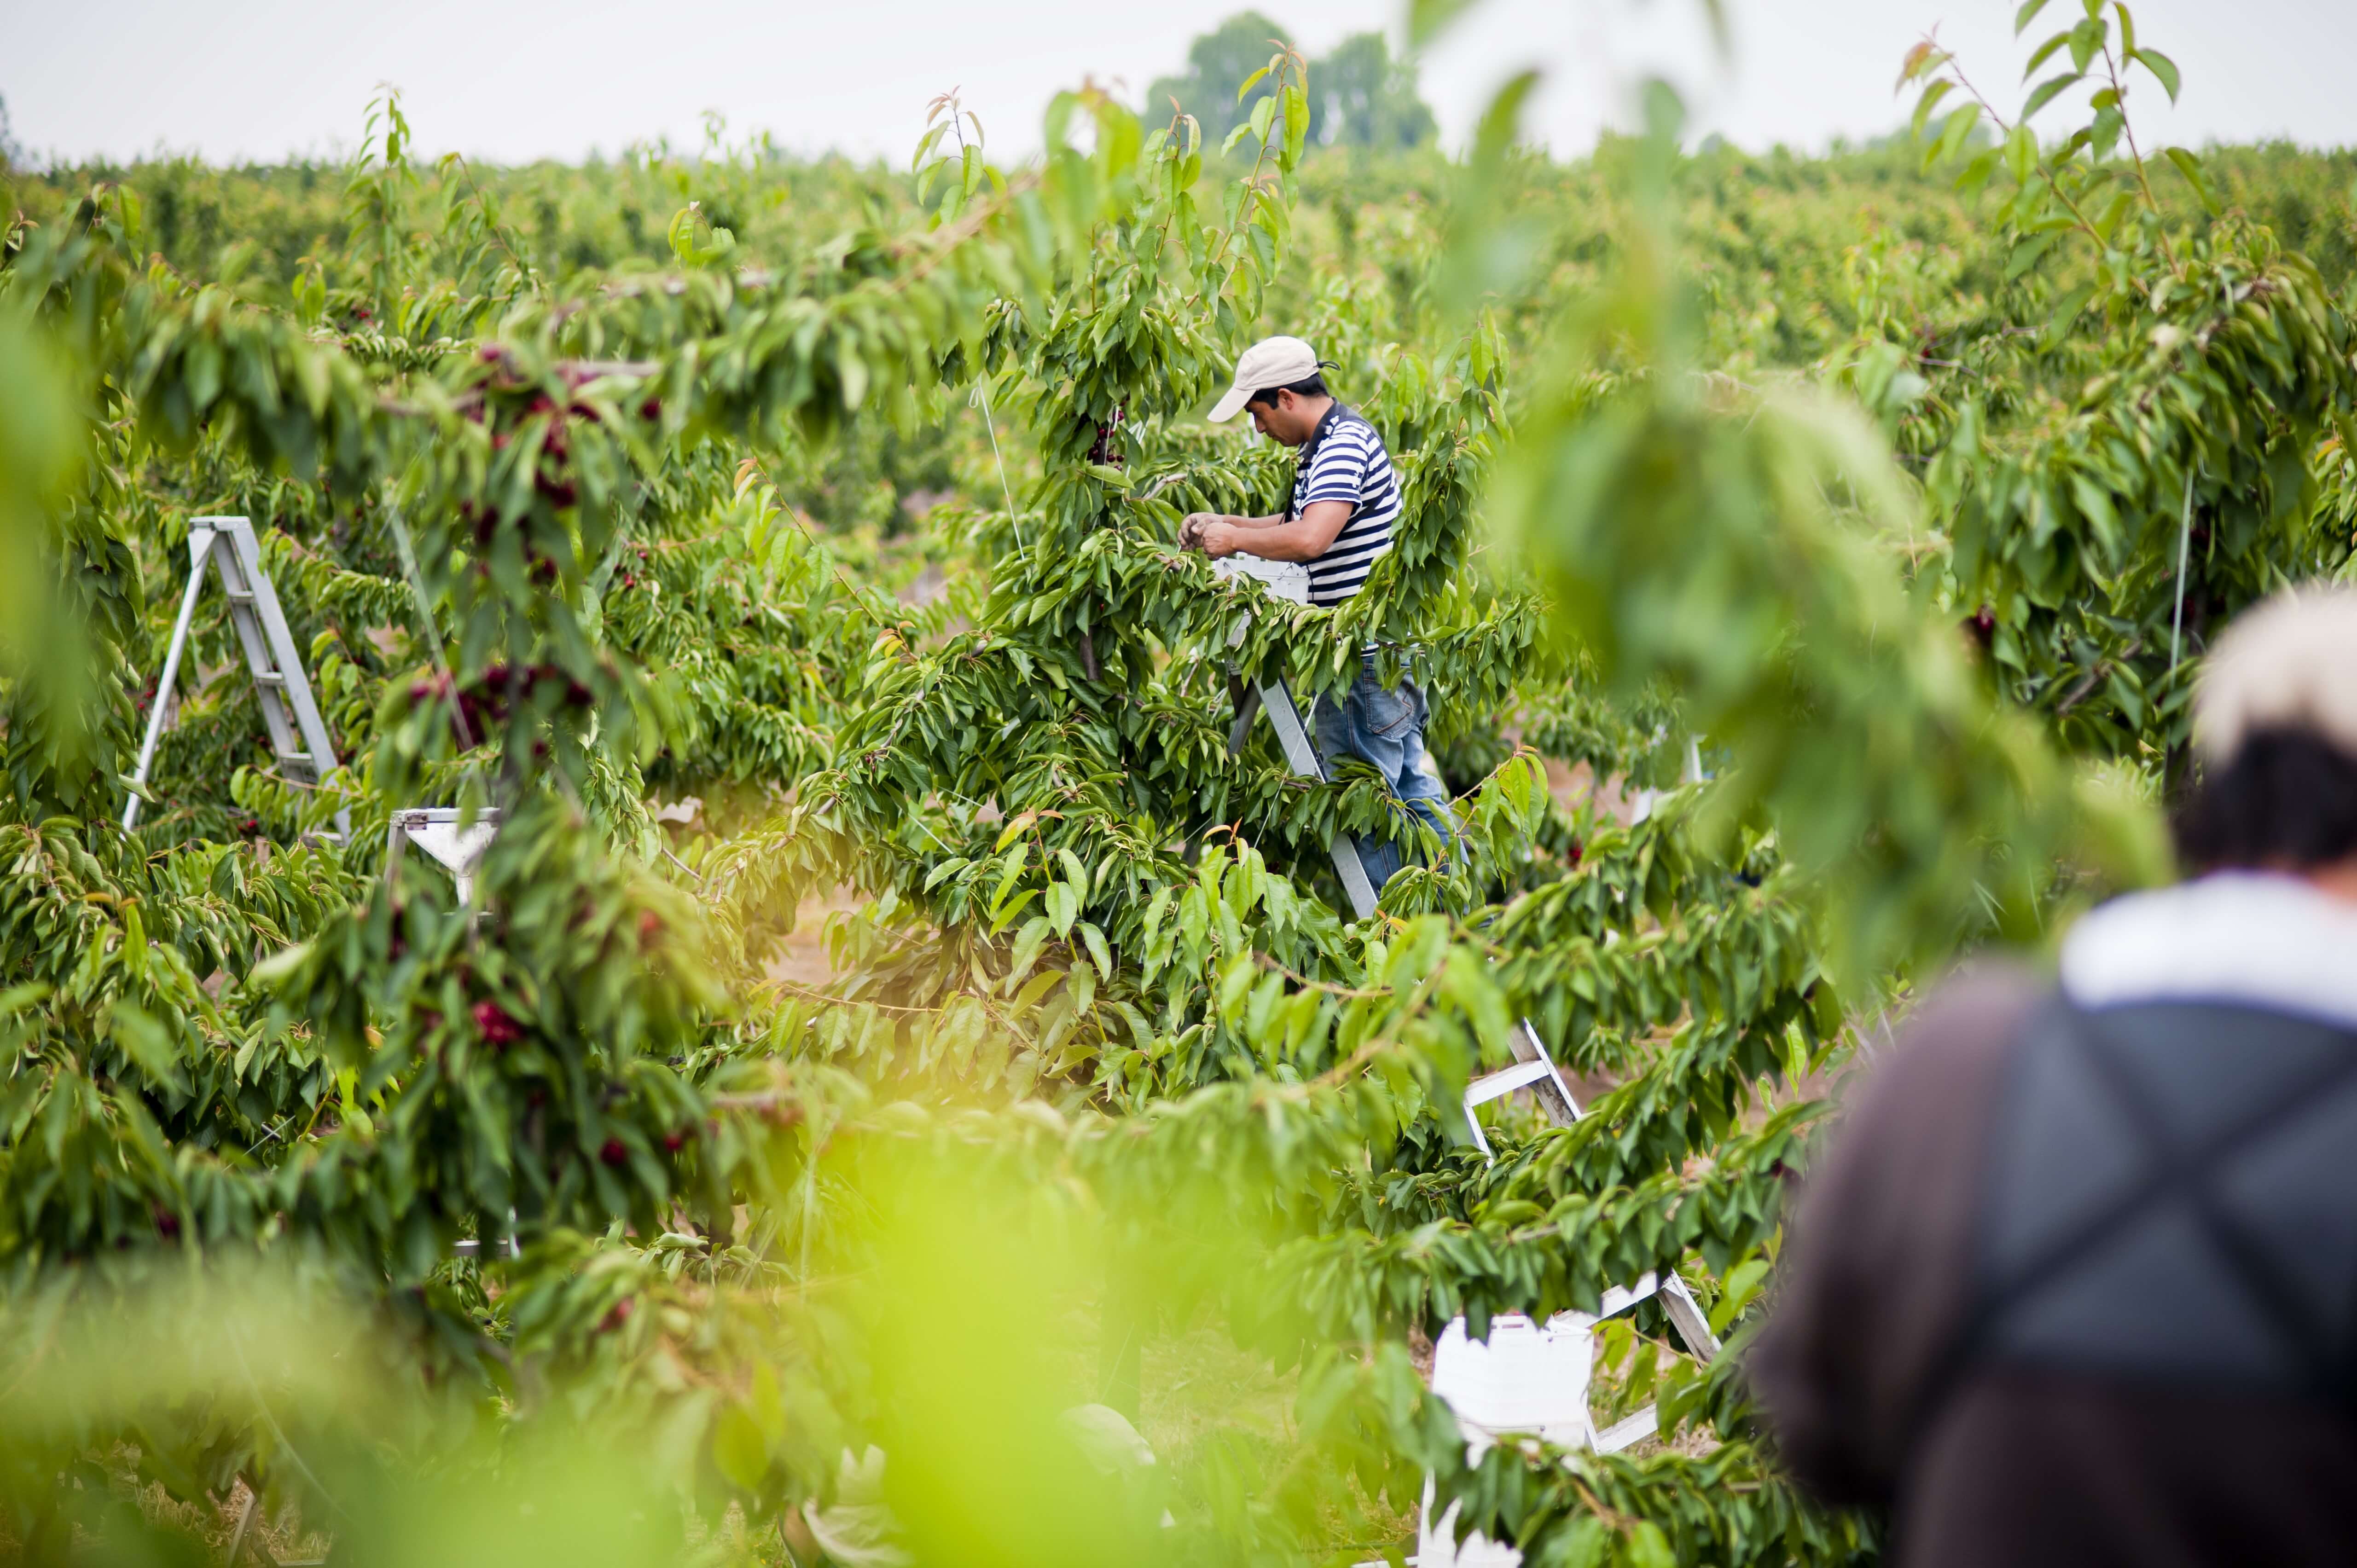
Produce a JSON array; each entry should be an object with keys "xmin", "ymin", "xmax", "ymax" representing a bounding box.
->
[
  {"xmin": 1215, "ymin": 556, "xmax": 1382, "ymax": 916},
  {"xmin": 1218, "ymin": 557, "xmax": 1720, "ymax": 1563},
  {"xmin": 1458, "ymin": 1021, "xmax": 1721, "ymax": 1377},
  {"xmin": 124, "ymin": 516, "xmax": 350, "ymax": 839},
  {"xmin": 387, "ymin": 807, "xmax": 503, "ymax": 906},
  {"xmin": 1412, "ymin": 1030, "xmax": 1725, "ymax": 1568},
  {"xmin": 1213, "ymin": 553, "xmax": 1718, "ymax": 1382}
]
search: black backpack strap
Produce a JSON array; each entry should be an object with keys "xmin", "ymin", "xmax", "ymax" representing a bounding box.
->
[{"xmin": 1907, "ymin": 995, "xmax": 2357, "ymax": 1444}]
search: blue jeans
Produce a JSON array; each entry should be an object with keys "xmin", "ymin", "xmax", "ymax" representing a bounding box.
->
[{"xmin": 1311, "ymin": 659, "xmax": 1454, "ymax": 892}]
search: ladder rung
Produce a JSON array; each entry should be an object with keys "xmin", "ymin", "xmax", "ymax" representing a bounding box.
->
[
  {"xmin": 1594, "ymin": 1404, "xmax": 1660, "ymax": 1454},
  {"xmin": 278, "ymin": 750, "xmax": 312, "ymax": 767},
  {"xmin": 1465, "ymin": 1058, "xmax": 1555, "ymax": 1106},
  {"xmin": 224, "ymin": 588, "xmax": 255, "ymax": 604},
  {"xmin": 254, "ymin": 671, "xmax": 284, "ymax": 687}
]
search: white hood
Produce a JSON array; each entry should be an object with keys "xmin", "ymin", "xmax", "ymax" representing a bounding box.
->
[{"xmin": 2060, "ymin": 872, "xmax": 2357, "ymax": 1031}]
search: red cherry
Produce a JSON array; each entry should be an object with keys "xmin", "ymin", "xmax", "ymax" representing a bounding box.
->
[
  {"xmin": 599, "ymin": 1138, "xmax": 628, "ymax": 1167},
  {"xmin": 473, "ymin": 1001, "xmax": 524, "ymax": 1047}
]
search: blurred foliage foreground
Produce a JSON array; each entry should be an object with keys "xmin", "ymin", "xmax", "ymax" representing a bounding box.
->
[{"xmin": 1, "ymin": 4, "xmax": 2354, "ymax": 1563}]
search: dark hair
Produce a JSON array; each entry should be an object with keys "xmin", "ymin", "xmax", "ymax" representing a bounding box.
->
[
  {"xmin": 1243, "ymin": 373, "xmax": 1328, "ymax": 411},
  {"xmin": 2174, "ymin": 726, "xmax": 2357, "ymax": 873}
]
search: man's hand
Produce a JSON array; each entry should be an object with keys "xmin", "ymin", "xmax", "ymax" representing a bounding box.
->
[
  {"xmin": 1178, "ymin": 511, "xmax": 1223, "ymax": 550},
  {"xmin": 1196, "ymin": 521, "xmax": 1242, "ymax": 560}
]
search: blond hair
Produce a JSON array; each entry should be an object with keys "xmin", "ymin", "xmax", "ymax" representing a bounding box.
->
[{"xmin": 2194, "ymin": 585, "xmax": 2357, "ymax": 764}]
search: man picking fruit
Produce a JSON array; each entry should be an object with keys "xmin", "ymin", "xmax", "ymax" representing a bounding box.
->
[{"xmin": 1180, "ymin": 335, "xmax": 1451, "ymax": 891}]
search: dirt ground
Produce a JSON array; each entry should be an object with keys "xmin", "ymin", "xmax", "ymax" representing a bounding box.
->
[
  {"xmin": 1543, "ymin": 756, "xmax": 1650, "ymax": 827},
  {"xmin": 760, "ymin": 884, "xmax": 866, "ymax": 989}
]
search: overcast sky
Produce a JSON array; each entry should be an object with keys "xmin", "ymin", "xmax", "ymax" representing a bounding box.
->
[{"xmin": 5, "ymin": 0, "xmax": 2354, "ymax": 168}]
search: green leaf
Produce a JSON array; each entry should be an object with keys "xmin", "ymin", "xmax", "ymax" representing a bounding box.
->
[
  {"xmin": 1077, "ymin": 920, "xmax": 1114, "ymax": 979},
  {"xmin": 2067, "ymin": 16, "xmax": 2105, "ymax": 72},
  {"xmin": 2014, "ymin": 0, "xmax": 2053, "ymax": 32},
  {"xmin": 1709, "ymin": 1259, "xmax": 1774, "ymax": 1334},
  {"xmin": 1217, "ymin": 956, "xmax": 1254, "ymax": 1020},
  {"xmin": 1629, "ymin": 1522, "xmax": 1676, "ymax": 1568},
  {"xmin": 988, "ymin": 843, "xmax": 1031, "ymax": 916},
  {"xmin": 1010, "ymin": 967, "xmax": 1064, "ymax": 1012},
  {"xmin": 1408, "ymin": 0, "xmax": 1479, "ymax": 47},
  {"xmin": 2021, "ymin": 27, "xmax": 2073, "ymax": 79},
  {"xmin": 2005, "ymin": 123, "xmax": 2039, "ymax": 184},
  {"xmin": 0, "ymin": 983, "xmax": 51, "ymax": 1018},
  {"xmin": 909, "ymin": 122, "xmax": 950, "ymax": 174},
  {"xmin": 1909, "ymin": 79, "xmax": 1954, "ymax": 144},
  {"xmin": 2044, "ymin": 282, "xmax": 2097, "ymax": 348},
  {"xmin": 1046, "ymin": 880, "xmax": 1080, "ymax": 939},
  {"xmin": 1249, "ymin": 93, "xmax": 1279, "ymax": 148},
  {"xmin": 110, "ymin": 1003, "xmax": 186, "ymax": 1094},
  {"xmin": 1234, "ymin": 64, "xmax": 1272, "ymax": 104},
  {"xmin": 1927, "ymin": 104, "xmax": 1981, "ymax": 171},
  {"xmin": 2113, "ymin": 2, "xmax": 2136, "ymax": 57},
  {"xmin": 1956, "ymin": 148, "xmax": 2003, "ymax": 197},
  {"xmin": 2134, "ymin": 47, "xmax": 2180, "ymax": 103},
  {"xmin": 2166, "ymin": 146, "xmax": 2220, "ymax": 214},
  {"xmin": 2090, "ymin": 106, "xmax": 2125, "ymax": 164},
  {"xmin": 710, "ymin": 1406, "xmax": 768, "ymax": 1490},
  {"xmin": 2021, "ymin": 70, "xmax": 2084, "ymax": 122},
  {"xmin": 987, "ymin": 888, "xmax": 1040, "ymax": 937},
  {"xmin": 1009, "ymin": 915, "xmax": 1053, "ymax": 980},
  {"xmin": 249, "ymin": 940, "xmax": 313, "ymax": 987},
  {"xmin": 1472, "ymin": 70, "xmax": 1539, "ymax": 168},
  {"xmin": 2006, "ymin": 230, "xmax": 2061, "ymax": 279}
]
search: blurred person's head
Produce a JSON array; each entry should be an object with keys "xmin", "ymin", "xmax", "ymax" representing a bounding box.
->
[{"xmin": 2176, "ymin": 585, "xmax": 2357, "ymax": 882}]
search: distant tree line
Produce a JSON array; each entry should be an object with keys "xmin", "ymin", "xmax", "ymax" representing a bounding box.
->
[{"xmin": 1146, "ymin": 12, "xmax": 1437, "ymax": 152}]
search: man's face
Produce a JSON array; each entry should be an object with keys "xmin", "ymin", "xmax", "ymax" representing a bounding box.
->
[{"xmin": 1247, "ymin": 389, "xmax": 1317, "ymax": 446}]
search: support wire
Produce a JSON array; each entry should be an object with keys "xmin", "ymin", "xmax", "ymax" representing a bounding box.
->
[
  {"xmin": 971, "ymin": 380, "xmax": 1022, "ymax": 552},
  {"xmin": 2170, "ymin": 469, "xmax": 2196, "ymax": 674}
]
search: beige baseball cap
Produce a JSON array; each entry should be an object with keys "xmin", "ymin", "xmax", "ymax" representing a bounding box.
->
[
  {"xmin": 2196, "ymin": 584, "xmax": 2357, "ymax": 763},
  {"xmin": 1208, "ymin": 335, "xmax": 1322, "ymax": 423}
]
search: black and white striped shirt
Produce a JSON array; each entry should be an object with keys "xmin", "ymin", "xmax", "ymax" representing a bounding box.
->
[{"xmin": 1292, "ymin": 403, "xmax": 1400, "ymax": 607}]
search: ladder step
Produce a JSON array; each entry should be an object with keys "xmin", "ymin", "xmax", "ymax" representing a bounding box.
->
[
  {"xmin": 278, "ymin": 751, "xmax": 312, "ymax": 767},
  {"xmin": 253, "ymin": 671, "xmax": 284, "ymax": 687},
  {"xmin": 1594, "ymin": 1405, "xmax": 1660, "ymax": 1454},
  {"xmin": 224, "ymin": 588, "xmax": 255, "ymax": 604},
  {"xmin": 1465, "ymin": 1058, "xmax": 1556, "ymax": 1107}
]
